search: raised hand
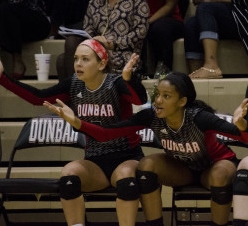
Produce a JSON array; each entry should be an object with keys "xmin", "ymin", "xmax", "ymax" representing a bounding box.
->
[
  {"xmin": 122, "ymin": 53, "xmax": 139, "ymax": 81},
  {"xmin": 43, "ymin": 99, "xmax": 81, "ymax": 129},
  {"xmin": 233, "ymin": 98, "xmax": 248, "ymax": 131}
]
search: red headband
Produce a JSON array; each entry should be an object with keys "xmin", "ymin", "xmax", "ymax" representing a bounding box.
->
[{"xmin": 79, "ymin": 39, "xmax": 108, "ymax": 62}]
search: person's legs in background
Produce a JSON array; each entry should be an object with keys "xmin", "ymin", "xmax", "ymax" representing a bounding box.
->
[
  {"xmin": 147, "ymin": 17, "xmax": 184, "ymax": 71},
  {"xmin": 184, "ymin": 15, "xmax": 204, "ymax": 73},
  {"xmin": 0, "ymin": 2, "xmax": 50, "ymax": 79},
  {"xmin": 56, "ymin": 35, "xmax": 85, "ymax": 82},
  {"xmin": 184, "ymin": 2, "xmax": 239, "ymax": 79},
  {"xmin": 46, "ymin": 0, "xmax": 89, "ymax": 39}
]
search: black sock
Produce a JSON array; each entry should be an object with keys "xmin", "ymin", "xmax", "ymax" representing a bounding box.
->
[
  {"xmin": 233, "ymin": 219, "xmax": 248, "ymax": 226},
  {"xmin": 146, "ymin": 217, "xmax": 164, "ymax": 226}
]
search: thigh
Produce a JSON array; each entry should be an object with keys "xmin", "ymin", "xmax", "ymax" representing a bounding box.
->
[
  {"xmin": 138, "ymin": 153, "xmax": 194, "ymax": 187},
  {"xmin": 237, "ymin": 156, "xmax": 248, "ymax": 170},
  {"xmin": 111, "ymin": 159, "xmax": 139, "ymax": 186},
  {"xmin": 62, "ymin": 159, "xmax": 110, "ymax": 192},
  {"xmin": 149, "ymin": 17, "xmax": 183, "ymax": 38},
  {"xmin": 184, "ymin": 16, "xmax": 203, "ymax": 54},
  {"xmin": 201, "ymin": 159, "xmax": 237, "ymax": 189},
  {"xmin": 196, "ymin": 2, "xmax": 239, "ymax": 39}
]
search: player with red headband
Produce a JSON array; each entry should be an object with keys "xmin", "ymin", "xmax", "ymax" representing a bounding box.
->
[{"xmin": 0, "ymin": 39, "xmax": 147, "ymax": 226}]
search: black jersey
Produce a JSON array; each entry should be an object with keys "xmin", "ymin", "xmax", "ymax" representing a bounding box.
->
[
  {"xmin": 0, "ymin": 73, "xmax": 147, "ymax": 158},
  {"xmin": 77, "ymin": 107, "xmax": 248, "ymax": 171},
  {"xmin": 69, "ymin": 74, "xmax": 142, "ymax": 157}
]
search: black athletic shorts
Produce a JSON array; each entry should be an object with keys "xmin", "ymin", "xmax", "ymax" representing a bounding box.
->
[{"xmin": 85, "ymin": 146, "xmax": 144, "ymax": 180}]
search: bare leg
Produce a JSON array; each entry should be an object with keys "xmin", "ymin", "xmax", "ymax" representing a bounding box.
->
[
  {"xmin": 56, "ymin": 35, "xmax": 85, "ymax": 81},
  {"xmin": 56, "ymin": 53, "xmax": 66, "ymax": 82},
  {"xmin": 112, "ymin": 160, "xmax": 140, "ymax": 226},
  {"xmin": 61, "ymin": 196, "xmax": 86, "ymax": 225},
  {"xmin": 233, "ymin": 157, "xmax": 248, "ymax": 223},
  {"xmin": 189, "ymin": 39, "xmax": 222, "ymax": 79},
  {"xmin": 12, "ymin": 52, "xmax": 26, "ymax": 77},
  {"xmin": 211, "ymin": 201, "xmax": 232, "ymax": 225},
  {"xmin": 64, "ymin": 35, "xmax": 84, "ymax": 77},
  {"xmin": 61, "ymin": 160, "xmax": 110, "ymax": 226},
  {"xmin": 140, "ymin": 188, "xmax": 162, "ymax": 221},
  {"xmin": 201, "ymin": 160, "xmax": 236, "ymax": 225},
  {"xmin": 187, "ymin": 59, "xmax": 203, "ymax": 74},
  {"xmin": 116, "ymin": 199, "xmax": 139, "ymax": 226},
  {"xmin": 203, "ymin": 39, "xmax": 219, "ymax": 69},
  {"xmin": 138, "ymin": 154, "xmax": 193, "ymax": 222}
]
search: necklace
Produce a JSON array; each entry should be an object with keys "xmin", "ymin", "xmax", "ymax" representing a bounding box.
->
[
  {"xmin": 101, "ymin": 0, "xmax": 119, "ymax": 36},
  {"xmin": 166, "ymin": 110, "xmax": 186, "ymax": 133}
]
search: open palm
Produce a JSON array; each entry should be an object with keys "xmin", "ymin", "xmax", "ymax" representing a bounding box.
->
[{"xmin": 122, "ymin": 53, "xmax": 139, "ymax": 81}]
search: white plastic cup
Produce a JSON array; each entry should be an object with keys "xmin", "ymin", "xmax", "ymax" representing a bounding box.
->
[{"xmin": 34, "ymin": 54, "xmax": 51, "ymax": 81}]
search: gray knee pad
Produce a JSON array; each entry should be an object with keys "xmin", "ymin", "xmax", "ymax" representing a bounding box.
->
[
  {"xmin": 136, "ymin": 170, "xmax": 160, "ymax": 194},
  {"xmin": 233, "ymin": 169, "xmax": 248, "ymax": 196},
  {"xmin": 211, "ymin": 184, "xmax": 233, "ymax": 205},
  {"xmin": 116, "ymin": 177, "xmax": 140, "ymax": 201},
  {"xmin": 60, "ymin": 175, "xmax": 81, "ymax": 200}
]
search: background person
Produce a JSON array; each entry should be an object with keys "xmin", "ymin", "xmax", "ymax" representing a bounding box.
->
[
  {"xmin": 0, "ymin": 0, "xmax": 50, "ymax": 80},
  {"xmin": 44, "ymin": 0, "xmax": 90, "ymax": 39},
  {"xmin": 184, "ymin": 0, "xmax": 248, "ymax": 79},
  {"xmin": 56, "ymin": 0, "xmax": 149, "ymax": 82},
  {"xmin": 146, "ymin": 0, "xmax": 184, "ymax": 72}
]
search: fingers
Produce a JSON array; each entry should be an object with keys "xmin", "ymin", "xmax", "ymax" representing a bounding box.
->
[
  {"xmin": 124, "ymin": 53, "xmax": 139, "ymax": 69},
  {"xmin": 241, "ymin": 98, "xmax": 248, "ymax": 108},
  {"xmin": 129, "ymin": 53, "xmax": 139, "ymax": 65},
  {"xmin": 43, "ymin": 101, "xmax": 58, "ymax": 113},
  {"xmin": 56, "ymin": 98, "xmax": 65, "ymax": 106}
]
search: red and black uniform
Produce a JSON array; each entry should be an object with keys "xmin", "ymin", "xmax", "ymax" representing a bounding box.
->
[
  {"xmin": 77, "ymin": 107, "xmax": 248, "ymax": 171},
  {"xmin": 0, "ymin": 73, "xmax": 147, "ymax": 160}
]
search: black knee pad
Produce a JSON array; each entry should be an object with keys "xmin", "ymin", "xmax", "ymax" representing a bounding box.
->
[
  {"xmin": 233, "ymin": 169, "xmax": 248, "ymax": 196},
  {"xmin": 116, "ymin": 177, "xmax": 140, "ymax": 201},
  {"xmin": 211, "ymin": 184, "xmax": 233, "ymax": 205},
  {"xmin": 60, "ymin": 175, "xmax": 81, "ymax": 200},
  {"xmin": 136, "ymin": 170, "xmax": 160, "ymax": 194}
]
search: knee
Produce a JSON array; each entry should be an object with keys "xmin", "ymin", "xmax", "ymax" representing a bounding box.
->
[
  {"xmin": 60, "ymin": 175, "xmax": 82, "ymax": 200},
  {"xmin": 209, "ymin": 167, "xmax": 234, "ymax": 186},
  {"xmin": 233, "ymin": 169, "xmax": 248, "ymax": 196},
  {"xmin": 237, "ymin": 157, "xmax": 248, "ymax": 170},
  {"xmin": 211, "ymin": 184, "xmax": 233, "ymax": 205},
  {"xmin": 116, "ymin": 177, "xmax": 140, "ymax": 200},
  {"xmin": 136, "ymin": 170, "xmax": 160, "ymax": 194},
  {"xmin": 138, "ymin": 156, "xmax": 157, "ymax": 172},
  {"xmin": 61, "ymin": 161, "xmax": 83, "ymax": 178}
]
